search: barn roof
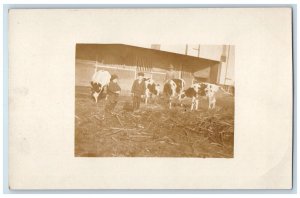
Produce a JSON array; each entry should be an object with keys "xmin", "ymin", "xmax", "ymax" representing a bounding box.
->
[{"xmin": 76, "ymin": 44, "xmax": 220, "ymax": 73}]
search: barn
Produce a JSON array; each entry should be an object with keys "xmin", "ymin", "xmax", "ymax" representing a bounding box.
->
[{"xmin": 75, "ymin": 44, "xmax": 221, "ymax": 95}]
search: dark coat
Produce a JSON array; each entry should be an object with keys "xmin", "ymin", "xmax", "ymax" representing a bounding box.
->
[
  {"xmin": 107, "ymin": 81, "xmax": 121, "ymax": 102},
  {"xmin": 131, "ymin": 79, "xmax": 146, "ymax": 96}
]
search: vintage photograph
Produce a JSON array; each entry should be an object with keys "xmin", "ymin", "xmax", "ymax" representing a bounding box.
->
[
  {"xmin": 8, "ymin": 6, "xmax": 293, "ymax": 190},
  {"xmin": 75, "ymin": 44, "xmax": 235, "ymax": 157}
]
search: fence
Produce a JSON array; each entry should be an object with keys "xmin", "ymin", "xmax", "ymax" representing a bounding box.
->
[
  {"xmin": 75, "ymin": 59, "xmax": 222, "ymax": 96},
  {"xmin": 76, "ymin": 59, "xmax": 169, "ymax": 96}
]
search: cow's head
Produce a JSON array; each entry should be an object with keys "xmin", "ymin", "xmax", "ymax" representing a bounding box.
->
[
  {"xmin": 205, "ymin": 84, "xmax": 219, "ymax": 97},
  {"xmin": 198, "ymin": 83, "xmax": 207, "ymax": 96},
  {"xmin": 154, "ymin": 84, "xmax": 161, "ymax": 96},
  {"xmin": 145, "ymin": 78, "xmax": 161, "ymax": 96},
  {"xmin": 90, "ymin": 81, "xmax": 102, "ymax": 103},
  {"xmin": 191, "ymin": 83, "xmax": 201, "ymax": 93},
  {"xmin": 143, "ymin": 78, "xmax": 155, "ymax": 86}
]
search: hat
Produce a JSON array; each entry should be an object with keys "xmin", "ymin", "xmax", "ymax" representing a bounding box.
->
[
  {"xmin": 110, "ymin": 74, "xmax": 118, "ymax": 81},
  {"xmin": 137, "ymin": 72, "xmax": 144, "ymax": 77}
]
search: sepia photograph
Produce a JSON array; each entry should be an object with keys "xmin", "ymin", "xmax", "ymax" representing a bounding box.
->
[
  {"xmin": 8, "ymin": 7, "xmax": 293, "ymax": 189},
  {"xmin": 75, "ymin": 44, "xmax": 235, "ymax": 157}
]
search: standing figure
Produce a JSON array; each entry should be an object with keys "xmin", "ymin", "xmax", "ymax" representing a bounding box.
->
[
  {"xmin": 131, "ymin": 72, "xmax": 146, "ymax": 111},
  {"xmin": 164, "ymin": 64, "xmax": 176, "ymax": 83},
  {"xmin": 105, "ymin": 74, "xmax": 121, "ymax": 114}
]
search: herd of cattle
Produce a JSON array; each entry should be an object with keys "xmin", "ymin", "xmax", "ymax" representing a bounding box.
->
[{"xmin": 90, "ymin": 70, "xmax": 228, "ymax": 110}]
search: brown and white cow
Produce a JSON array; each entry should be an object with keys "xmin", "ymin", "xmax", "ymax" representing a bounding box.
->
[
  {"xmin": 143, "ymin": 78, "xmax": 161, "ymax": 105},
  {"xmin": 163, "ymin": 79, "xmax": 185, "ymax": 109},
  {"xmin": 90, "ymin": 69, "xmax": 111, "ymax": 103}
]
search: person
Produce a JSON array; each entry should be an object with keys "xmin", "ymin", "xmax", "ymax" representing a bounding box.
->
[
  {"xmin": 165, "ymin": 64, "xmax": 176, "ymax": 82},
  {"xmin": 105, "ymin": 74, "xmax": 121, "ymax": 114},
  {"xmin": 131, "ymin": 72, "xmax": 146, "ymax": 111}
]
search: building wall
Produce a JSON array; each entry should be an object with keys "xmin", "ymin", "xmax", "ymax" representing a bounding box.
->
[
  {"xmin": 76, "ymin": 59, "xmax": 201, "ymax": 95},
  {"xmin": 198, "ymin": 45, "xmax": 224, "ymax": 61},
  {"xmin": 186, "ymin": 44, "xmax": 234, "ymax": 85},
  {"xmin": 76, "ymin": 60, "xmax": 136, "ymax": 95},
  {"xmin": 133, "ymin": 44, "xmax": 235, "ymax": 86},
  {"xmin": 218, "ymin": 46, "xmax": 235, "ymax": 86},
  {"xmin": 76, "ymin": 43, "xmax": 234, "ymax": 95}
]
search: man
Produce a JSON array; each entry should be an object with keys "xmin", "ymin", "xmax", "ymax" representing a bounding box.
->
[
  {"xmin": 131, "ymin": 72, "xmax": 146, "ymax": 111},
  {"xmin": 165, "ymin": 64, "xmax": 176, "ymax": 82},
  {"xmin": 105, "ymin": 74, "xmax": 121, "ymax": 114}
]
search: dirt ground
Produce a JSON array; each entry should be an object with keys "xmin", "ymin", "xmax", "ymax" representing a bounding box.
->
[{"xmin": 75, "ymin": 86, "xmax": 234, "ymax": 158}]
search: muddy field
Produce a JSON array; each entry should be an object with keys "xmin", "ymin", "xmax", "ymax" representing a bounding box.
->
[{"xmin": 75, "ymin": 86, "xmax": 234, "ymax": 158}]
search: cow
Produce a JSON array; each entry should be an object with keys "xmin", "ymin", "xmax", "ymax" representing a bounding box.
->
[
  {"xmin": 181, "ymin": 82, "xmax": 207, "ymax": 111},
  {"xmin": 205, "ymin": 83, "xmax": 220, "ymax": 109},
  {"xmin": 143, "ymin": 78, "xmax": 161, "ymax": 105},
  {"xmin": 163, "ymin": 79, "xmax": 185, "ymax": 109},
  {"xmin": 182, "ymin": 81, "xmax": 225, "ymax": 110},
  {"xmin": 90, "ymin": 69, "xmax": 111, "ymax": 103}
]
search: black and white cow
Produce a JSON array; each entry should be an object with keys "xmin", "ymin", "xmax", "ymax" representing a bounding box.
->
[
  {"xmin": 205, "ymin": 83, "xmax": 220, "ymax": 109},
  {"xmin": 182, "ymin": 82, "xmax": 207, "ymax": 110},
  {"xmin": 90, "ymin": 70, "xmax": 111, "ymax": 103},
  {"xmin": 163, "ymin": 79, "xmax": 185, "ymax": 109},
  {"xmin": 143, "ymin": 78, "xmax": 161, "ymax": 105},
  {"xmin": 182, "ymin": 81, "xmax": 224, "ymax": 110}
]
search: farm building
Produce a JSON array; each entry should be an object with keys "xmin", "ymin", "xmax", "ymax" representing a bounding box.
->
[{"xmin": 75, "ymin": 44, "xmax": 234, "ymax": 95}]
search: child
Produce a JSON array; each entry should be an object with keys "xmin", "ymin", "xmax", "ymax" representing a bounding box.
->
[
  {"xmin": 105, "ymin": 74, "xmax": 121, "ymax": 114},
  {"xmin": 131, "ymin": 72, "xmax": 146, "ymax": 111}
]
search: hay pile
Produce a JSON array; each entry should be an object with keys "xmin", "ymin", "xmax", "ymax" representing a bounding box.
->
[{"xmin": 75, "ymin": 103, "xmax": 234, "ymax": 157}]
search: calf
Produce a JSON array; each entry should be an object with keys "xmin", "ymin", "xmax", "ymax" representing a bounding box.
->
[
  {"xmin": 90, "ymin": 70, "xmax": 111, "ymax": 103},
  {"xmin": 163, "ymin": 79, "xmax": 185, "ymax": 109},
  {"xmin": 143, "ymin": 78, "xmax": 161, "ymax": 105}
]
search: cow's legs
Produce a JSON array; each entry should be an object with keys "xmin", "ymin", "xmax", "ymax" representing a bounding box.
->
[
  {"xmin": 102, "ymin": 86, "xmax": 108, "ymax": 100},
  {"xmin": 99, "ymin": 87, "xmax": 104, "ymax": 101},
  {"xmin": 195, "ymin": 98, "xmax": 199, "ymax": 110},
  {"xmin": 208, "ymin": 97, "xmax": 215, "ymax": 109},
  {"xmin": 208, "ymin": 97, "xmax": 211, "ymax": 109},
  {"xmin": 93, "ymin": 92, "xmax": 100, "ymax": 103},
  {"xmin": 93, "ymin": 87, "xmax": 104, "ymax": 103},
  {"xmin": 145, "ymin": 89, "xmax": 150, "ymax": 105},
  {"xmin": 169, "ymin": 98, "xmax": 172, "ymax": 109},
  {"xmin": 190, "ymin": 97, "xmax": 199, "ymax": 111},
  {"xmin": 178, "ymin": 93, "xmax": 184, "ymax": 107},
  {"xmin": 191, "ymin": 97, "xmax": 195, "ymax": 110},
  {"xmin": 211, "ymin": 98, "xmax": 216, "ymax": 109}
]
